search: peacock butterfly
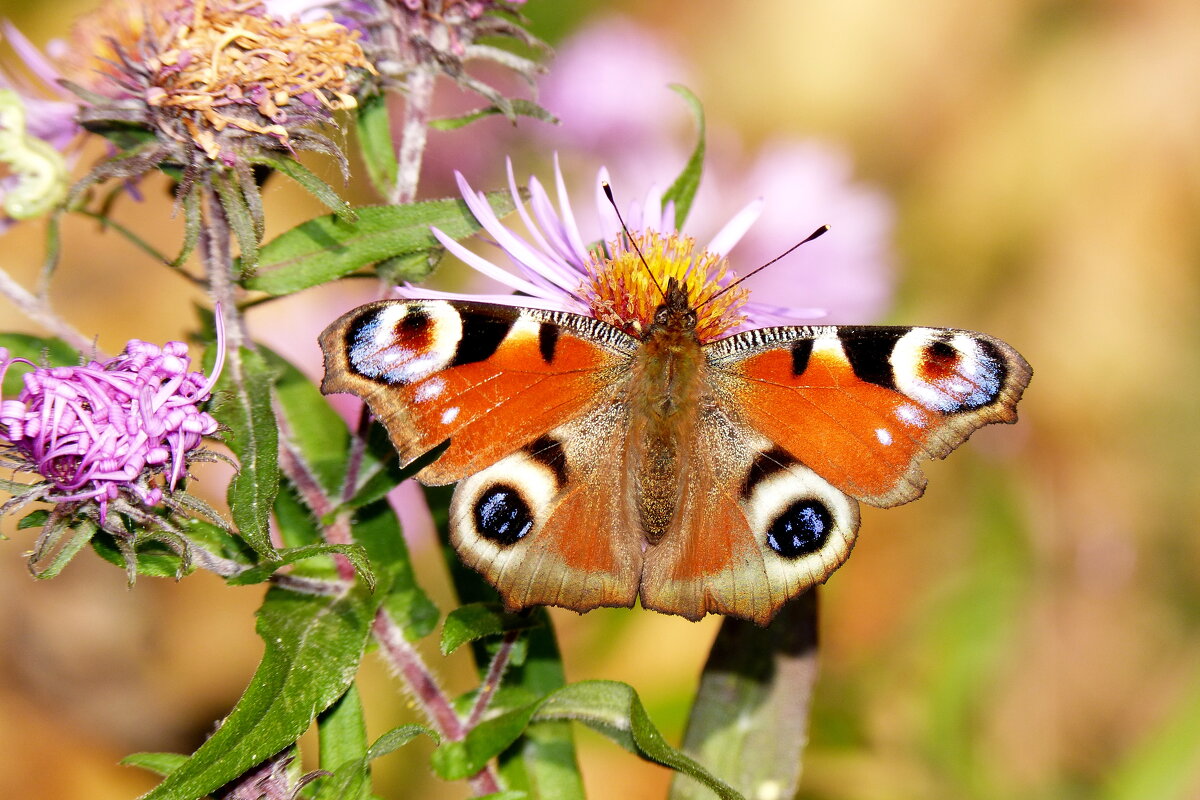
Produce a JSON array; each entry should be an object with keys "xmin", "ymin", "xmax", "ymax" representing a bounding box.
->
[{"xmin": 319, "ymin": 170, "xmax": 1031, "ymax": 626}]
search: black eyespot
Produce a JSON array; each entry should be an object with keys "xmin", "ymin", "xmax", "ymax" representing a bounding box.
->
[
  {"xmin": 684, "ymin": 310, "xmax": 698, "ymax": 328},
  {"xmin": 654, "ymin": 307, "xmax": 670, "ymax": 325},
  {"xmin": 474, "ymin": 485, "xmax": 534, "ymax": 546},
  {"xmin": 765, "ymin": 499, "xmax": 832, "ymax": 558}
]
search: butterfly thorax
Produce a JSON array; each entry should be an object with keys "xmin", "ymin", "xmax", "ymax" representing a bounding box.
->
[{"xmin": 627, "ymin": 282, "xmax": 708, "ymax": 543}]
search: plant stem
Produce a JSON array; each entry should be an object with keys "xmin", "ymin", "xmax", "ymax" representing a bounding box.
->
[
  {"xmin": 372, "ymin": 608, "xmax": 504, "ymax": 795},
  {"xmin": 0, "ymin": 266, "xmax": 99, "ymax": 354},
  {"xmin": 390, "ymin": 67, "xmax": 434, "ymax": 205},
  {"xmin": 466, "ymin": 630, "xmax": 519, "ymax": 729},
  {"xmin": 199, "ymin": 184, "xmax": 247, "ymax": 353}
]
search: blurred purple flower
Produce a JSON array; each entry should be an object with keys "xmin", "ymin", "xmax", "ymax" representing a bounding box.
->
[
  {"xmin": 0, "ymin": 21, "xmax": 80, "ymax": 152},
  {"xmin": 405, "ymin": 158, "xmax": 826, "ymax": 342},
  {"xmin": 0, "ymin": 22, "xmax": 81, "ymax": 231},
  {"xmin": 538, "ymin": 16, "xmax": 692, "ymax": 168},
  {"xmin": 531, "ymin": 16, "xmax": 896, "ymax": 324},
  {"xmin": 0, "ymin": 330, "xmax": 224, "ymax": 521},
  {"xmin": 722, "ymin": 141, "xmax": 896, "ymax": 324}
]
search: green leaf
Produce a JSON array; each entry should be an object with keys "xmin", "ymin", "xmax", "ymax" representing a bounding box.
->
[
  {"xmin": 243, "ymin": 193, "xmax": 516, "ymax": 296},
  {"xmin": 356, "ymin": 94, "xmax": 398, "ymax": 197},
  {"xmin": 140, "ymin": 585, "xmax": 377, "ymax": 800},
  {"xmin": 313, "ymin": 720, "xmax": 436, "ymax": 800},
  {"xmin": 265, "ymin": 348, "xmax": 350, "ymax": 495},
  {"xmin": 669, "ymin": 592, "xmax": 819, "ymax": 800},
  {"xmin": 210, "ymin": 347, "xmax": 280, "ymax": 557},
  {"xmin": 30, "ymin": 515, "xmax": 96, "ymax": 579},
  {"xmin": 661, "ymin": 85, "xmax": 706, "ymax": 228},
  {"xmin": 352, "ymin": 499, "xmax": 438, "ymax": 640},
  {"xmin": 432, "ymin": 680, "xmax": 742, "ymax": 800},
  {"xmin": 273, "ymin": 479, "xmax": 325, "ymax": 551},
  {"xmin": 213, "ymin": 170, "xmax": 260, "ymax": 273},
  {"xmin": 441, "ymin": 603, "xmax": 540, "ymax": 655},
  {"xmin": 429, "ymin": 99, "xmax": 558, "ymax": 131},
  {"xmin": 17, "ymin": 509, "xmax": 49, "ymax": 530},
  {"xmin": 91, "ymin": 532, "xmax": 187, "ymax": 578},
  {"xmin": 0, "ymin": 333, "xmax": 79, "ymax": 396},
  {"xmin": 227, "ymin": 543, "xmax": 375, "ymax": 589},
  {"xmin": 121, "ymin": 752, "xmax": 188, "ymax": 777},
  {"xmin": 367, "ymin": 724, "xmax": 437, "ymax": 760},
  {"xmin": 313, "ymin": 684, "xmax": 370, "ymax": 800},
  {"xmin": 247, "ymin": 152, "xmax": 355, "ymax": 223},
  {"xmin": 374, "ymin": 248, "xmax": 444, "ymax": 287}
]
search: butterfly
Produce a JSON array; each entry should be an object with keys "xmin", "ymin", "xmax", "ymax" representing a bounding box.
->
[{"xmin": 320, "ymin": 271, "xmax": 1031, "ymax": 625}]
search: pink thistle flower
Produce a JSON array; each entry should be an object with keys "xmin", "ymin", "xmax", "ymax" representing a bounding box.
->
[
  {"xmin": 0, "ymin": 329, "xmax": 224, "ymax": 521},
  {"xmin": 404, "ymin": 158, "xmax": 826, "ymax": 342}
]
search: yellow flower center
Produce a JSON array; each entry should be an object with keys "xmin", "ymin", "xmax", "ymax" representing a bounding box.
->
[{"xmin": 583, "ymin": 231, "xmax": 749, "ymax": 342}]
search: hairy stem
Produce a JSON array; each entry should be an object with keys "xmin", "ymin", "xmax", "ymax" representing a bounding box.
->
[
  {"xmin": 199, "ymin": 184, "xmax": 247, "ymax": 352},
  {"xmin": 372, "ymin": 608, "xmax": 504, "ymax": 795},
  {"xmin": 0, "ymin": 267, "xmax": 99, "ymax": 354},
  {"xmin": 389, "ymin": 66, "xmax": 434, "ymax": 205},
  {"xmin": 466, "ymin": 630, "xmax": 519, "ymax": 729}
]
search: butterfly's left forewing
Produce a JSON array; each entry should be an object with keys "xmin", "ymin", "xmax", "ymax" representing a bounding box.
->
[
  {"xmin": 708, "ymin": 325, "xmax": 1031, "ymax": 507},
  {"xmin": 320, "ymin": 299, "xmax": 637, "ymax": 485}
]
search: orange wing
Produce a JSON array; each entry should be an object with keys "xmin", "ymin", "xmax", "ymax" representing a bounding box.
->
[
  {"xmin": 708, "ymin": 325, "xmax": 1031, "ymax": 507},
  {"xmin": 320, "ymin": 299, "xmax": 636, "ymax": 485}
]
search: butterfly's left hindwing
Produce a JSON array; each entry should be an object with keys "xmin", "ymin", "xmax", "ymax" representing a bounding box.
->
[
  {"xmin": 320, "ymin": 300, "xmax": 636, "ymax": 484},
  {"xmin": 708, "ymin": 325, "xmax": 1032, "ymax": 508}
]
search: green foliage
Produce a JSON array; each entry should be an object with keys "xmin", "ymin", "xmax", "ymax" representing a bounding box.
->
[
  {"xmin": 0, "ymin": 333, "xmax": 79, "ymax": 395},
  {"xmin": 441, "ymin": 603, "xmax": 542, "ymax": 655},
  {"xmin": 661, "ymin": 84, "xmax": 706, "ymax": 228},
  {"xmin": 430, "ymin": 100, "xmax": 558, "ymax": 131},
  {"xmin": 140, "ymin": 585, "xmax": 378, "ymax": 800},
  {"xmin": 433, "ymin": 680, "xmax": 743, "ymax": 800},
  {"xmin": 356, "ymin": 94, "xmax": 398, "ymax": 198},
  {"xmin": 210, "ymin": 346, "xmax": 280, "ymax": 557},
  {"xmin": 670, "ymin": 593, "xmax": 819, "ymax": 800},
  {"xmin": 242, "ymin": 193, "xmax": 516, "ymax": 296}
]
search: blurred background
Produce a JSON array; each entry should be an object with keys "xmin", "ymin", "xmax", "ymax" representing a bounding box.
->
[{"xmin": 2, "ymin": 0, "xmax": 1199, "ymax": 798}]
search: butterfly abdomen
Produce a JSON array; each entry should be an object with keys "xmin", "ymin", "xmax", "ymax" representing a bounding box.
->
[{"xmin": 629, "ymin": 324, "xmax": 708, "ymax": 543}]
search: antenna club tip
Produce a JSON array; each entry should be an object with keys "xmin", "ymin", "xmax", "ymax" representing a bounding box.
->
[{"xmin": 602, "ymin": 182, "xmax": 614, "ymax": 201}]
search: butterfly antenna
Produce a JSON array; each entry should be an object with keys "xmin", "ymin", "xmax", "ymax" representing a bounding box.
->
[
  {"xmin": 602, "ymin": 182, "xmax": 667, "ymax": 301},
  {"xmin": 700, "ymin": 225, "xmax": 830, "ymax": 308}
]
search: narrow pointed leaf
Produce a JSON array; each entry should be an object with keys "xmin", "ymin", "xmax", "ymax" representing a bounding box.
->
[
  {"xmin": 213, "ymin": 171, "xmax": 260, "ymax": 273},
  {"xmin": 227, "ymin": 543, "xmax": 374, "ymax": 589},
  {"xmin": 138, "ymin": 585, "xmax": 377, "ymax": 800},
  {"xmin": 367, "ymin": 725, "xmax": 437, "ymax": 760},
  {"xmin": 356, "ymin": 93, "xmax": 398, "ymax": 197},
  {"xmin": 314, "ymin": 685, "xmax": 370, "ymax": 800},
  {"xmin": 210, "ymin": 347, "xmax": 279, "ymax": 557},
  {"xmin": 30, "ymin": 516, "xmax": 96, "ymax": 578},
  {"xmin": 248, "ymin": 152, "xmax": 355, "ymax": 222},
  {"xmin": 441, "ymin": 603, "xmax": 540, "ymax": 655},
  {"xmin": 661, "ymin": 85, "xmax": 706, "ymax": 227},
  {"xmin": 429, "ymin": 99, "xmax": 558, "ymax": 131},
  {"xmin": 669, "ymin": 592, "xmax": 819, "ymax": 800},
  {"xmin": 122, "ymin": 752, "xmax": 188, "ymax": 777},
  {"xmin": 243, "ymin": 193, "xmax": 516, "ymax": 296}
]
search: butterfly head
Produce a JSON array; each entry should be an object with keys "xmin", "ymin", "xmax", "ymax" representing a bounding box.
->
[{"xmin": 584, "ymin": 230, "xmax": 749, "ymax": 342}]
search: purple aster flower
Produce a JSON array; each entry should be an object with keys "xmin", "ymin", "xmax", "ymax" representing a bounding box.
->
[
  {"xmin": 0, "ymin": 327, "xmax": 224, "ymax": 522},
  {"xmin": 403, "ymin": 158, "xmax": 826, "ymax": 343}
]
